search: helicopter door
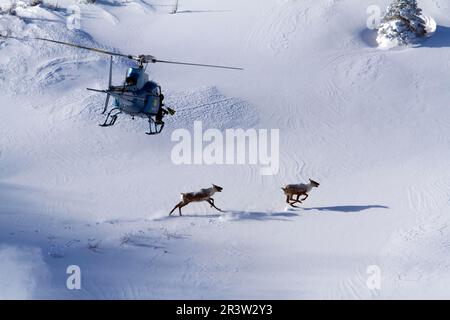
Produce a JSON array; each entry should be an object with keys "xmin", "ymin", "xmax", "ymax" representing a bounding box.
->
[
  {"xmin": 145, "ymin": 97, "xmax": 159, "ymax": 115},
  {"xmin": 145, "ymin": 95, "xmax": 161, "ymax": 115},
  {"xmin": 144, "ymin": 90, "xmax": 160, "ymax": 115}
]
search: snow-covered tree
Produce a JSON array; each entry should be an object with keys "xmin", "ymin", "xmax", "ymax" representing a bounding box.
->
[{"xmin": 377, "ymin": 0, "xmax": 427, "ymax": 47}]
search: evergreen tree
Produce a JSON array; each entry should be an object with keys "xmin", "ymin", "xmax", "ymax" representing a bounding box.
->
[{"xmin": 377, "ymin": 0, "xmax": 427, "ymax": 46}]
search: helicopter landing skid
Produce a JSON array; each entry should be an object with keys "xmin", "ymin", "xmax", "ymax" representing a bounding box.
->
[
  {"xmin": 100, "ymin": 108, "xmax": 122, "ymax": 127},
  {"xmin": 146, "ymin": 117, "xmax": 164, "ymax": 135}
]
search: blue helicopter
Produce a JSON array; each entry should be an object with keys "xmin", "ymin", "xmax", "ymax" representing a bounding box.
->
[{"xmin": 0, "ymin": 34, "xmax": 243, "ymax": 135}]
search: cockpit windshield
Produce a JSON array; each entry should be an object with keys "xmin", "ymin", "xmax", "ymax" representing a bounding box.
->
[{"xmin": 125, "ymin": 68, "xmax": 140, "ymax": 86}]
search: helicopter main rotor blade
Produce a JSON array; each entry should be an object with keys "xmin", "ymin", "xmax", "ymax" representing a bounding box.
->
[
  {"xmin": 0, "ymin": 34, "xmax": 133, "ymax": 60},
  {"xmin": 34, "ymin": 37, "xmax": 133, "ymax": 60},
  {"xmin": 153, "ymin": 59, "xmax": 243, "ymax": 70},
  {"xmin": 1, "ymin": 33, "xmax": 244, "ymax": 70}
]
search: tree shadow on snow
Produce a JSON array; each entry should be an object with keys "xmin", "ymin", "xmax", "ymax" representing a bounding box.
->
[
  {"xmin": 22, "ymin": 17, "xmax": 62, "ymax": 24},
  {"xmin": 302, "ymin": 205, "xmax": 389, "ymax": 213},
  {"xmin": 96, "ymin": 0, "xmax": 127, "ymax": 7},
  {"xmin": 175, "ymin": 10, "xmax": 232, "ymax": 14},
  {"xmin": 360, "ymin": 28, "xmax": 378, "ymax": 48},
  {"xmin": 421, "ymin": 25, "xmax": 450, "ymax": 48}
]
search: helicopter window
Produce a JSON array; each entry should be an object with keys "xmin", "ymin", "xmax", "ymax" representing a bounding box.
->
[
  {"xmin": 126, "ymin": 74, "xmax": 138, "ymax": 86},
  {"xmin": 125, "ymin": 69, "xmax": 140, "ymax": 86}
]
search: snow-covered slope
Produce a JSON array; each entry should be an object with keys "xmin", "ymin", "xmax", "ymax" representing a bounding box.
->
[{"xmin": 1, "ymin": 0, "xmax": 450, "ymax": 299}]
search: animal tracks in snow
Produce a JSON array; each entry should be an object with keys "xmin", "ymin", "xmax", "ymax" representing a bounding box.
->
[{"xmin": 315, "ymin": 50, "xmax": 384, "ymax": 108}]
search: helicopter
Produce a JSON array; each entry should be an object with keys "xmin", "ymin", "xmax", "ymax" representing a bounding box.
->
[{"xmin": 0, "ymin": 33, "xmax": 243, "ymax": 135}]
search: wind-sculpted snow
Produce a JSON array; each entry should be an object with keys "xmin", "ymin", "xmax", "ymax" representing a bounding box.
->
[
  {"xmin": 165, "ymin": 86, "xmax": 259, "ymax": 130},
  {"xmin": 380, "ymin": 211, "xmax": 450, "ymax": 299},
  {"xmin": 0, "ymin": 15, "xmax": 120, "ymax": 95}
]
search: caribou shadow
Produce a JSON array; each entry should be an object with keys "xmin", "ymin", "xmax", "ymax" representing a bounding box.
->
[
  {"xmin": 229, "ymin": 211, "xmax": 299, "ymax": 221},
  {"xmin": 159, "ymin": 210, "xmax": 299, "ymax": 221},
  {"xmin": 302, "ymin": 205, "xmax": 389, "ymax": 213}
]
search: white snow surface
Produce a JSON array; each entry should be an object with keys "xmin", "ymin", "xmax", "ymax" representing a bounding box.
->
[{"xmin": 0, "ymin": 0, "xmax": 450, "ymax": 299}]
